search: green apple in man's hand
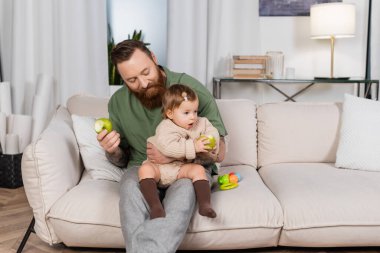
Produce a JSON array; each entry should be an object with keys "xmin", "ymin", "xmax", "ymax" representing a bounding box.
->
[{"xmin": 94, "ymin": 118, "xmax": 113, "ymax": 134}]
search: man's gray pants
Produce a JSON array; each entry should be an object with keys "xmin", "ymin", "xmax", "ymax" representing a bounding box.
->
[{"xmin": 119, "ymin": 166, "xmax": 212, "ymax": 253}]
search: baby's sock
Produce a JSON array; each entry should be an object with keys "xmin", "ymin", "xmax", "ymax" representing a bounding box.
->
[
  {"xmin": 193, "ymin": 180, "xmax": 216, "ymax": 218},
  {"xmin": 139, "ymin": 178, "xmax": 166, "ymax": 219}
]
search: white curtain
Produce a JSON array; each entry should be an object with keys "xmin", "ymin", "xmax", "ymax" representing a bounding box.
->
[
  {"xmin": 371, "ymin": 1, "xmax": 380, "ymax": 81},
  {"xmin": 167, "ymin": 0, "xmax": 261, "ymax": 91},
  {"xmin": 6, "ymin": 0, "xmax": 109, "ymax": 115}
]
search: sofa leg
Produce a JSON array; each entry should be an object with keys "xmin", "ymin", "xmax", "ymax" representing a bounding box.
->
[{"xmin": 17, "ymin": 217, "xmax": 35, "ymax": 253}]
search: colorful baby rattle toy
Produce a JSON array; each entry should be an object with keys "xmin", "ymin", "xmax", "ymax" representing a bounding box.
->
[{"xmin": 217, "ymin": 172, "xmax": 242, "ymax": 190}]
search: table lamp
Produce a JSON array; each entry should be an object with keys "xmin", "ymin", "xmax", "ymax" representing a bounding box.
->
[{"xmin": 310, "ymin": 2, "xmax": 355, "ymax": 79}]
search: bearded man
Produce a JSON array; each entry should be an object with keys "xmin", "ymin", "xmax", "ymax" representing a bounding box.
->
[{"xmin": 97, "ymin": 40, "xmax": 227, "ymax": 253}]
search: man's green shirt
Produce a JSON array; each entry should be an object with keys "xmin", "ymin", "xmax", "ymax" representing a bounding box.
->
[{"xmin": 108, "ymin": 66, "xmax": 227, "ymax": 170}]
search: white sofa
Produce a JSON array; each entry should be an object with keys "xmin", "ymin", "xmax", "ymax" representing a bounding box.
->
[{"xmin": 21, "ymin": 94, "xmax": 380, "ymax": 250}]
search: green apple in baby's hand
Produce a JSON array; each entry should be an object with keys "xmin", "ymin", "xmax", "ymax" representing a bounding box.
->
[
  {"xmin": 94, "ymin": 118, "xmax": 113, "ymax": 134},
  {"xmin": 198, "ymin": 134, "xmax": 216, "ymax": 150}
]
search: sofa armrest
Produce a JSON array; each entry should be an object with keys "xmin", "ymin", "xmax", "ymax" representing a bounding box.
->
[{"xmin": 22, "ymin": 106, "xmax": 83, "ymax": 244}]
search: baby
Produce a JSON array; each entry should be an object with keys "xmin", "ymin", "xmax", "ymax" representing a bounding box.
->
[{"xmin": 138, "ymin": 84, "xmax": 219, "ymax": 219}]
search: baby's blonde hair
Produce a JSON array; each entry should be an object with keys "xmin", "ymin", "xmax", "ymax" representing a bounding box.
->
[{"xmin": 162, "ymin": 84, "xmax": 198, "ymax": 118}]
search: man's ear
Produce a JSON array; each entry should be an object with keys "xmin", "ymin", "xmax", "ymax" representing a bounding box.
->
[
  {"xmin": 151, "ymin": 52, "xmax": 158, "ymax": 64},
  {"xmin": 166, "ymin": 109, "xmax": 173, "ymax": 119}
]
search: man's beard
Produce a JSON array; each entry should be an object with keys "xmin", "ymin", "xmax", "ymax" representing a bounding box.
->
[{"xmin": 131, "ymin": 67, "xmax": 166, "ymax": 109}]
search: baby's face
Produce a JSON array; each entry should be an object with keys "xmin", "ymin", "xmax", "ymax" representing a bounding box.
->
[{"xmin": 168, "ymin": 100, "xmax": 199, "ymax": 130}]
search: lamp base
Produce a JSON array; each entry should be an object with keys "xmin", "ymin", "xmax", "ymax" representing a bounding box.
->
[{"xmin": 314, "ymin": 77, "xmax": 350, "ymax": 80}]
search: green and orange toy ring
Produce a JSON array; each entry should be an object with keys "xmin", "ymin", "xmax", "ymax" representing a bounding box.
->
[{"xmin": 217, "ymin": 172, "xmax": 242, "ymax": 190}]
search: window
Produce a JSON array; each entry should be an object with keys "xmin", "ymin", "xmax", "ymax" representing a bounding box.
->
[{"xmin": 107, "ymin": 0, "xmax": 167, "ymax": 65}]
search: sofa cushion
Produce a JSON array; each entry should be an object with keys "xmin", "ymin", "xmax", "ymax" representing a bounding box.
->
[
  {"xmin": 21, "ymin": 106, "xmax": 82, "ymax": 244},
  {"xmin": 336, "ymin": 94, "xmax": 380, "ymax": 172},
  {"xmin": 216, "ymin": 99, "xmax": 257, "ymax": 167},
  {"xmin": 67, "ymin": 93, "xmax": 109, "ymax": 118},
  {"xmin": 48, "ymin": 179, "xmax": 125, "ymax": 248},
  {"xmin": 71, "ymin": 114, "xmax": 124, "ymax": 182},
  {"xmin": 259, "ymin": 163, "xmax": 380, "ymax": 246},
  {"xmin": 257, "ymin": 102, "xmax": 342, "ymax": 167},
  {"xmin": 181, "ymin": 165, "xmax": 283, "ymax": 250},
  {"xmin": 48, "ymin": 165, "xmax": 283, "ymax": 249}
]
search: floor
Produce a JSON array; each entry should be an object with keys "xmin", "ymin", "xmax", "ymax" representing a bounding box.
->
[{"xmin": 1, "ymin": 187, "xmax": 380, "ymax": 253}]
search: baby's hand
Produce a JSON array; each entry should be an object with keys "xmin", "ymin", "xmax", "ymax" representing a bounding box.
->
[{"xmin": 194, "ymin": 136, "xmax": 210, "ymax": 153}]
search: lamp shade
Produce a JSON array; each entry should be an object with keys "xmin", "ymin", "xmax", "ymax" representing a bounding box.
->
[{"xmin": 310, "ymin": 3, "xmax": 356, "ymax": 39}]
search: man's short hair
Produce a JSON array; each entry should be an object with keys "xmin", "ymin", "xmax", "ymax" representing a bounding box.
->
[{"xmin": 111, "ymin": 40, "xmax": 152, "ymax": 65}]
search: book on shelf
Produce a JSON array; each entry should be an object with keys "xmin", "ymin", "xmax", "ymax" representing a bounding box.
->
[
  {"xmin": 233, "ymin": 55, "xmax": 268, "ymax": 64},
  {"xmin": 233, "ymin": 74, "xmax": 266, "ymax": 79},
  {"xmin": 233, "ymin": 59, "xmax": 267, "ymax": 65},
  {"xmin": 232, "ymin": 68, "xmax": 266, "ymax": 75},
  {"xmin": 233, "ymin": 55, "xmax": 268, "ymax": 60},
  {"xmin": 234, "ymin": 63, "xmax": 265, "ymax": 69}
]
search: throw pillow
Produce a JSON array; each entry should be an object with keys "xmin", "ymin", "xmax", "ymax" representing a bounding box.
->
[
  {"xmin": 216, "ymin": 99, "xmax": 257, "ymax": 168},
  {"xmin": 71, "ymin": 114, "xmax": 124, "ymax": 181},
  {"xmin": 335, "ymin": 94, "xmax": 380, "ymax": 172}
]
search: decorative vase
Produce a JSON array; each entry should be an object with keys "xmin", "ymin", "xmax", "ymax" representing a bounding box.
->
[{"xmin": 266, "ymin": 51, "xmax": 284, "ymax": 79}]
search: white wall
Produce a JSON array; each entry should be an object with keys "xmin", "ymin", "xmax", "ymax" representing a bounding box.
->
[
  {"xmin": 372, "ymin": 0, "xmax": 380, "ymax": 81},
  {"xmin": 220, "ymin": 0, "xmax": 370, "ymax": 103},
  {"xmin": 108, "ymin": 0, "xmax": 167, "ymax": 66}
]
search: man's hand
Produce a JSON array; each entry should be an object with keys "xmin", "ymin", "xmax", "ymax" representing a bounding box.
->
[
  {"xmin": 147, "ymin": 142, "xmax": 174, "ymax": 164},
  {"xmin": 98, "ymin": 129, "xmax": 128, "ymax": 167},
  {"xmin": 97, "ymin": 130, "xmax": 120, "ymax": 154},
  {"xmin": 216, "ymin": 137, "xmax": 226, "ymax": 163}
]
